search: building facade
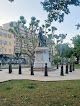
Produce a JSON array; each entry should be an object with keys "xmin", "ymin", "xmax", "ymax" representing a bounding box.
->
[
  {"xmin": 0, "ymin": 27, "xmax": 14, "ymax": 56},
  {"xmin": 2, "ymin": 23, "xmax": 32, "ymax": 64}
]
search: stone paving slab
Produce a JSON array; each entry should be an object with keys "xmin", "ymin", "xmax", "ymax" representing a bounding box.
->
[{"xmin": 0, "ymin": 68, "xmax": 80, "ymax": 82}]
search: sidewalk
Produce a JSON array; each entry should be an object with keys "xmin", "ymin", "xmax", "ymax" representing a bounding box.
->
[{"xmin": 0, "ymin": 68, "xmax": 80, "ymax": 82}]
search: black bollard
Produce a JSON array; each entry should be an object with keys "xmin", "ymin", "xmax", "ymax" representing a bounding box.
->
[
  {"xmin": 73, "ymin": 63, "xmax": 75, "ymax": 71},
  {"xmin": 57, "ymin": 63, "xmax": 58, "ymax": 69},
  {"xmin": 9, "ymin": 63, "xmax": 12, "ymax": 73},
  {"xmin": 69, "ymin": 64, "xmax": 72, "ymax": 72},
  {"xmin": 10, "ymin": 63, "xmax": 12, "ymax": 73},
  {"xmin": 65, "ymin": 63, "xmax": 68, "ymax": 74},
  {"xmin": 60, "ymin": 64, "xmax": 64, "ymax": 76},
  {"xmin": 19, "ymin": 64, "xmax": 22, "ymax": 74},
  {"xmin": 31, "ymin": 63, "xmax": 34, "ymax": 75},
  {"xmin": 44, "ymin": 63, "xmax": 48, "ymax": 76}
]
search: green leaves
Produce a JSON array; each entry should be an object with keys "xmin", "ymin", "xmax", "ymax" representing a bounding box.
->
[
  {"xmin": 56, "ymin": 43, "xmax": 73, "ymax": 58},
  {"xmin": 31, "ymin": 17, "xmax": 36, "ymax": 21},
  {"xmin": 20, "ymin": 16, "xmax": 25, "ymax": 20},
  {"xmin": 71, "ymin": 35, "xmax": 80, "ymax": 62},
  {"xmin": 41, "ymin": 0, "xmax": 80, "ymax": 23},
  {"xmin": 59, "ymin": 34, "xmax": 67, "ymax": 39},
  {"xmin": 29, "ymin": 16, "xmax": 40, "ymax": 33},
  {"xmin": 52, "ymin": 26, "xmax": 57, "ymax": 32},
  {"xmin": 53, "ymin": 56, "xmax": 62, "ymax": 64},
  {"xmin": 15, "ymin": 53, "xmax": 21, "ymax": 58},
  {"xmin": 45, "ymin": 23, "xmax": 50, "ymax": 28},
  {"xmin": 9, "ymin": 16, "xmax": 28, "ymax": 55},
  {"xmin": 9, "ymin": 22, "xmax": 14, "ymax": 27},
  {"xmin": 72, "ymin": 35, "xmax": 80, "ymax": 47},
  {"xmin": 9, "ymin": 0, "xmax": 14, "ymax": 2},
  {"xmin": 75, "ymin": 23, "xmax": 80, "ymax": 30},
  {"xmin": 8, "ymin": 28, "xmax": 14, "ymax": 34}
]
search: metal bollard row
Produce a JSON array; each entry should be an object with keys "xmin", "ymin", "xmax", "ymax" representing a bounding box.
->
[
  {"xmin": 8, "ymin": 63, "xmax": 75, "ymax": 76},
  {"xmin": 60, "ymin": 63, "xmax": 75, "ymax": 76}
]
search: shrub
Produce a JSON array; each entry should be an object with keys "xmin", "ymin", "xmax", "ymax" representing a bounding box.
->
[{"xmin": 53, "ymin": 56, "xmax": 62, "ymax": 64}]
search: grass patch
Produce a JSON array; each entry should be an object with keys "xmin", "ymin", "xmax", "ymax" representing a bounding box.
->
[
  {"xmin": 27, "ymin": 83, "xmax": 37, "ymax": 89},
  {"xmin": 51, "ymin": 64, "xmax": 56, "ymax": 67},
  {"xmin": 4, "ymin": 87, "xmax": 12, "ymax": 91},
  {"xmin": 52, "ymin": 64, "xmax": 80, "ymax": 69},
  {"xmin": 1, "ymin": 64, "xmax": 80, "ymax": 69},
  {"xmin": 1, "ymin": 65, "xmax": 30, "ymax": 69},
  {"xmin": 0, "ymin": 80, "xmax": 80, "ymax": 106},
  {"xmin": 74, "ymin": 64, "xmax": 80, "ymax": 69}
]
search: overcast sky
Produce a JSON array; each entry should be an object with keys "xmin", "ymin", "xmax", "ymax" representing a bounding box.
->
[{"xmin": 0, "ymin": 0, "xmax": 80, "ymax": 44}]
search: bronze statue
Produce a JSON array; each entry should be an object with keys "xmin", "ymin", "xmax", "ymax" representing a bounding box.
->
[{"xmin": 38, "ymin": 27, "xmax": 47, "ymax": 47}]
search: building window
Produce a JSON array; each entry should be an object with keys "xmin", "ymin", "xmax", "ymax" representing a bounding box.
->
[
  {"xmin": 4, "ymin": 48, "xmax": 7, "ymax": 53},
  {"xmin": 0, "ymin": 32, "xmax": 2, "ymax": 36},
  {"xmin": 0, "ymin": 40, "xmax": 2, "ymax": 44},
  {"xmin": 4, "ymin": 33, "xmax": 7, "ymax": 37},
  {"xmin": 4, "ymin": 41, "xmax": 7, "ymax": 45},
  {"xmin": 8, "ymin": 34, "xmax": 12, "ymax": 38},
  {"xmin": 9, "ymin": 42, "xmax": 11, "ymax": 46},
  {"xmin": 0, "ymin": 48, "xmax": 2, "ymax": 52},
  {"xmin": 9, "ymin": 49, "xmax": 11, "ymax": 53}
]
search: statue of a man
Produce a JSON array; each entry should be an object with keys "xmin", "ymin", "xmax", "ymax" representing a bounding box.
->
[
  {"xmin": 38, "ymin": 27, "xmax": 42, "ymax": 47},
  {"xmin": 38, "ymin": 27, "xmax": 47, "ymax": 47}
]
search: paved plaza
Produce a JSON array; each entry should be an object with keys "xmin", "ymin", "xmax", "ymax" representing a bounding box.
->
[{"xmin": 0, "ymin": 68, "xmax": 80, "ymax": 82}]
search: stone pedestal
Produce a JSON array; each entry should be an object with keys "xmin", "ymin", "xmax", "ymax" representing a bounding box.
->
[{"xmin": 34, "ymin": 47, "xmax": 51, "ymax": 71}]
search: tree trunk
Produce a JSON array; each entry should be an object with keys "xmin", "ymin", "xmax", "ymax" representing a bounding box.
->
[{"xmin": 28, "ymin": 56, "xmax": 33, "ymax": 66}]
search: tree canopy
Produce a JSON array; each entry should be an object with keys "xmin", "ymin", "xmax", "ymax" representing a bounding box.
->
[
  {"xmin": 9, "ymin": 16, "xmax": 40, "ymax": 65},
  {"xmin": 75, "ymin": 23, "xmax": 80, "ymax": 29},
  {"xmin": 9, "ymin": 0, "xmax": 14, "ymax": 2},
  {"xmin": 9, "ymin": 16, "xmax": 27, "ymax": 54},
  {"xmin": 71, "ymin": 35, "xmax": 80, "ymax": 63},
  {"xmin": 9, "ymin": 0, "xmax": 80, "ymax": 23},
  {"xmin": 41, "ymin": 0, "xmax": 80, "ymax": 23},
  {"xmin": 56, "ymin": 43, "xmax": 73, "ymax": 58}
]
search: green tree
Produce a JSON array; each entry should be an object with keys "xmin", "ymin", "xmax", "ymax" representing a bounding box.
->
[
  {"xmin": 53, "ymin": 56, "xmax": 62, "ymax": 64},
  {"xmin": 9, "ymin": 16, "xmax": 40, "ymax": 66},
  {"xmin": 54, "ymin": 34, "xmax": 67, "ymax": 56},
  {"xmin": 41, "ymin": 24, "xmax": 56, "ymax": 56},
  {"xmin": 70, "ymin": 54, "xmax": 75, "ymax": 64},
  {"xmin": 41, "ymin": 24, "xmax": 67, "ymax": 58},
  {"xmin": 41, "ymin": 0, "xmax": 80, "ymax": 23},
  {"xmin": 71, "ymin": 35, "xmax": 80, "ymax": 64},
  {"xmin": 9, "ymin": 16, "xmax": 27, "ymax": 55},
  {"xmin": 56, "ymin": 43, "xmax": 73, "ymax": 58},
  {"xmin": 28, "ymin": 17, "xmax": 40, "ymax": 65}
]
